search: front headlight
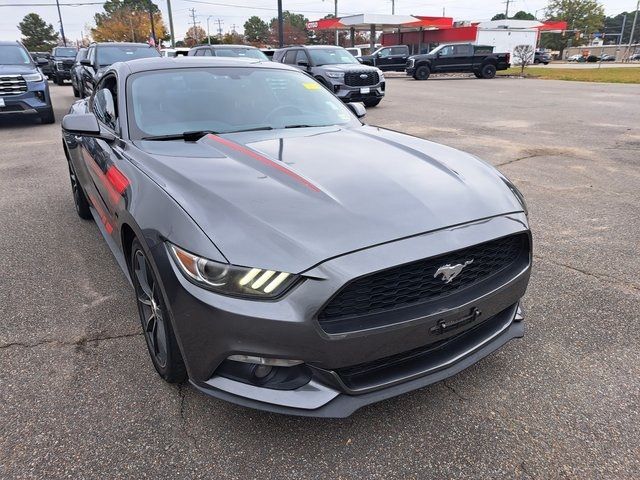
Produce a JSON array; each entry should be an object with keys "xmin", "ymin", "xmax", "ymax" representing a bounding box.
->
[
  {"xmin": 326, "ymin": 71, "xmax": 344, "ymax": 79},
  {"xmin": 168, "ymin": 243, "xmax": 299, "ymax": 299},
  {"xmin": 376, "ymin": 68, "xmax": 384, "ymax": 79},
  {"xmin": 23, "ymin": 72, "xmax": 43, "ymax": 82}
]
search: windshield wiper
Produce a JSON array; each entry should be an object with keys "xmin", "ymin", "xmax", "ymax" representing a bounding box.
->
[
  {"xmin": 225, "ymin": 126, "xmax": 274, "ymax": 133},
  {"xmin": 284, "ymin": 124, "xmax": 321, "ymax": 129},
  {"xmin": 141, "ymin": 130, "xmax": 219, "ymax": 142}
]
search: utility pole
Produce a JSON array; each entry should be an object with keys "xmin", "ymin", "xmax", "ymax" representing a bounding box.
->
[
  {"xmin": 277, "ymin": 0, "xmax": 284, "ymax": 47},
  {"xmin": 391, "ymin": 0, "xmax": 395, "ymax": 15},
  {"xmin": 504, "ymin": 0, "xmax": 512, "ymax": 18},
  {"xmin": 166, "ymin": 0, "xmax": 175, "ymax": 47},
  {"xmin": 619, "ymin": 14, "xmax": 627, "ymax": 46},
  {"xmin": 627, "ymin": 0, "xmax": 639, "ymax": 60},
  {"xmin": 189, "ymin": 8, "xmax": 199, "ymax": 42},
  {"xmin": 334, "ymin": 0, "xmax": 338, "ymax": 46},
  {"xmin": 216, "ymin": 19, "xmax": 223, "ymax": 38},
  {"xmin": 55, "ymin": 0, "xmax": 66, "ymax": 46},
  {"xmin": 207, "ymin": 16, "xmax": 213, "ymax": 44}
]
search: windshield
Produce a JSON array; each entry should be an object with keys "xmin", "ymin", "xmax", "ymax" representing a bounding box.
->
[
  {"xmin": 428, "ymin": 45, "xmax": 446, "ymax": 55},
  {"xmin": 0, "ymin": 45, "xmax": 32, "ymax": 65},
  {"xmin": 214, "ymin": 48, "xmax": 268, "ymax": 60},
  {"xmin": 308, "ymin": 48, "xmax": 359, "ymax": 66},
  {"xmin": 97, "ymin": 45, "xmax": 160, "ymax": 67},
  {"xmin": 54, "ymin": 47, "xmax": 77, "ymax": 57},
  {"xmin": 75, "ymin": 48, "xmax": 87, "ymax": 61},
  {"xmin": 128, "ymin": 67, "xmax": 357, "ymax": 139}
]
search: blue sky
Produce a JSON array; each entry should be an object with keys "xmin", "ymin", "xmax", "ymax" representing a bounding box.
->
[{"xmin": 1, "ymin": 0, "xmax": 635, "ymax": 43}]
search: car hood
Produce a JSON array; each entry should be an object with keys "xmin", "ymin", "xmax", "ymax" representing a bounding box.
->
[
  {"xmin": 320, "ymin": 63, "xmax": 379, "ymax": 72},
  {"xmin": 0, "ymin": 64, "xmax": 38, "ymax": 75},
  {"xmin": 131, "ymin": 125, "xmax": 523, "ymax": 273}
]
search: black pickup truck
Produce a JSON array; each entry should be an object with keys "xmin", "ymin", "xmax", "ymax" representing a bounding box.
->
[
  {"xmin": 359, "ymin": 45, "xmax": 410, "ymax": 71},
  {"xmin": 406, "ymin": 44, "xmax": 510, "ymax": 80}
]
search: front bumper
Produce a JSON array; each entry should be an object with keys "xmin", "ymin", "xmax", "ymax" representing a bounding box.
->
[
  {"xmin": 0, "ymin": 80, "xmax": 51, "ymax": 116},
  {"xmin": 155, "ymin": 213, "xmax": 531, "ymax": 417},
  {"xmin": 333, "ymin": 82, "xmax": 385, "ymax": 103},
  {"xmin": 54, "ymin": 69, "xmax": 72, "ymax": 80}
]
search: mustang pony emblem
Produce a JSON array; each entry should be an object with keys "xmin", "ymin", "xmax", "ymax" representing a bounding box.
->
[{"xmin": 434, "ymin": 260, "xmax": 474, "ymax": 284}]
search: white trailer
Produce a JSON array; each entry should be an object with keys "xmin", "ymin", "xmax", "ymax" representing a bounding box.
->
[{"xmin": 474, "ymin": 28, "xmax": 538, "ymax": 60}]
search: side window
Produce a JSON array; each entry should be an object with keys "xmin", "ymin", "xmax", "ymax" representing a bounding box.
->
[
  {"xmin": 454, "ymin": 45, "xmax": 471, "ymax": 56},
  {"xmin": 92, "ymin": 75, "xmax": 118, "ymax": 131},
  {"xmin": 283, "ymin": 50, "xmax": 298, "ymax": 64},
  {"xmin": 439, "ymin": 45, "xmax": 454, "ymax": 57},
  {"xmin": 202, "ymin": 49, "xmax": 213, "ymax": 56},
  {"xmin": 390, "ymin": 47, "xmax": 406, "ymax": 55},
  {"xmin": 295, "ymin": 50, "xmax": 308, "ymax": 65},
  {"xmin": 378, "ymin": 48, "xmax": 390, "ymax": 58},
  {"xmin": 88, "ymin": 47, "xmax": 96, "ymax": 65},
  {"xmin": 194, "ymin": 49, "xmax": 203, "ymax": 56}
]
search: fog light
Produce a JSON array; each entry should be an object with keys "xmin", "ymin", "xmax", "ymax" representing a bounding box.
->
[
  {"xmin": 227, "ymin": 354, "xmax": 303, "ymax": 367},
  {"xmin": 253, "ymin": 364, "xmax": 273, "ymax": 379},
  {"xmin": 34, "ymin": 91, "xmax": 45, "ymax": 102}
]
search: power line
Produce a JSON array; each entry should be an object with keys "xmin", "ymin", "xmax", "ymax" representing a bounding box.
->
[
  {"xmin": 181, "ymin": 0, "xmax": 358, "ymax": 15},
  {"xmin": 0, "ymin": 2, "xmax": 103, "ymax": 5}
]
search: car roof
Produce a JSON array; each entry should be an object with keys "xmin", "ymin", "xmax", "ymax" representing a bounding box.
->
[
  {"xmin": 112, "ymin": 56, "xmax": 297, "ymax": 75},
  {"xmin": 193, "ymin": 44, "xmax": 259, "ymax": 49},
  {"xmin": 92, "ymin": 42, "xmax": 154, "ymax": 48}
]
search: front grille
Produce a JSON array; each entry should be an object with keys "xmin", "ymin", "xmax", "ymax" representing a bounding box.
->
[
  {"xmin": 344, "ymin": 71, "xmax": 379, "ymax": 87},
  {"xmin": 0, "ymin": 75, "xmax": 27, "ymax": 96},
  {"xmin": 318, "ymin": 233, "xmax": 528, "ymax": 330}
]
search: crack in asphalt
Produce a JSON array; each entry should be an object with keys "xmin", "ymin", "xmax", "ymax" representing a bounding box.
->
[
  {"xmin": 496, "ymin": 153, "xmax": 545, "ymax": 167},
  {"xmin": 0, "ymin": 331, "xmax": 142, "ymax": 350},
  {"xmin": 519, "ymin": 461, "xmax": 534, "ymax": 479},
  {"xmin": 443, "ymin": 381, "xmax": 469, "ymax": 402},
  {"xmin": 177, "ymin": 383, "xmax": 199, "ymax": 447},
  {"xmin": 534, "ymin": 254, "xmax": 640, "ymax": 295}
]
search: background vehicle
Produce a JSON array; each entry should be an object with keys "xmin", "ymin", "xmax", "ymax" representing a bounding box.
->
[
  {"xmin": 61, "ymin": 57, "xmax": 531, "ymax": 418},
  {"xmin": 630, "ymin": 53, "xmax": 640, "ymax": 61},
  {"xmin": 188, "ymin": 44, "xmax": 268, "ymax": 60},
  {"xmin": 600, "ymin": 54, "xmax": 616, "ymax": 62},
  {"xmin": 0, "ymin": 41, "xmax": 54, "ymax": 123},
  {"xmin": 71, "ymin": 48, "xmax": 87, "ymax": 97},
  {"xmin": 567, "ymin": 54, "xmax": 582, "ymax": 62},
  {"xmin": 79, "ymin": 42, "xmax": 160, "ymax": 97},
  {"xmin": 160, "ymin": 47, "xmax": 189, "ymax": 57},
  {"xmin": 534, "ymin": 50, "xmax": 551, "ymax": 65},
  {"xmin": 274, "ymin": 45, "xmax": 385, "ymax": 107},
  {"xmin": 50, "ymin": 46, "xmax": 78, "ymax": 85},
  {"xmin": 345, "ymin": 47, "xmax": 363, "ymax": 57},
  {"xmin": 406, "ymin": 43, "xmax": 510, "ymax": 80},
  {"xmin": 360, "ymin": 45, "xmax": 410, "ymax": 71},
  {"xmin": 30, "ymin": 51, "xmax": 52, "ymax": 78},
  {"xmin": 260, "ymin": 48, "xmax": 276, "ymax": 60}
]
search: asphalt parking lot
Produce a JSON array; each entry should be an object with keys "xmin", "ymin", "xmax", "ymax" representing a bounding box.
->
[{"xmin": 1, "ymin": 76, "xmax": 639, "ymax": 479}]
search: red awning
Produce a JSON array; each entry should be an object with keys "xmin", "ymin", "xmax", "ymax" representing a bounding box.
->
[
  {"xmin": 538, "ymin": 20, "xmax": 568, "ymax": 31},
  {"xmin": 306, "ymin": 18, "xmax": 345, "ymax": 30},
  {"xmin": 402, "ymin": 16, "xmax": 454, "ymax": 29}
]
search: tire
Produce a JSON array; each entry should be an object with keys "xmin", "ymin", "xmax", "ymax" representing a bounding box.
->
[
  {"xmin": 543, "ymin": 62, "xmax": 549, "ymax": 65},
  {"xmin": 413, "ymin": 65, "xmax": 430, "ymax": 80},
  {"xmin": 481, "ymin": 64, "xmax": 497, "ymax": 79},
  {"xmin": 40, "ymin": 107, "xmax": 55, "ymax": 124},
  {"xmin": 55, "ymin": 74, "xmax": 64, "ymax": 86},
  {"xmin": 363, "ymin": 98, "xmax": 381, "ymax": 107},
  {"xmin": 67, "ymin": 160, "xmax": 92, "ymax": 219},
  {"xmin": 534, "ymin": 59, "xmax": 540, "ymax": 64},
  {"xmin": 473, "ymin": 71, "xmax": 483, "ymax": 78},
  {"xmin": 131, "ymin": 239, "xmax": 187, "ymax": 384}
]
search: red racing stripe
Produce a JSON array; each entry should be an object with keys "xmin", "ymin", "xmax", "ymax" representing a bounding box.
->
[{"xmin": 207, "ymin": 134, "xmax": 321, "ymax": 193}]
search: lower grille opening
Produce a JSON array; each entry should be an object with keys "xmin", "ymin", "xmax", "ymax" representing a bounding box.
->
[{"xmin": 334, "ymin": 303, "xmax": 518, "ymax": 392}]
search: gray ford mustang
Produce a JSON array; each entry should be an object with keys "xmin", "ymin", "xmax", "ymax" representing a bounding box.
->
[{"xmin": 61, "ymin": 57, "xmax": 531, "ymax": 417}]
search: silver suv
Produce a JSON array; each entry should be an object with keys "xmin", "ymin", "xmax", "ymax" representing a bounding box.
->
[{"xmin": 273, "ymin": 45, "xmax": 385, "ymax": 107}]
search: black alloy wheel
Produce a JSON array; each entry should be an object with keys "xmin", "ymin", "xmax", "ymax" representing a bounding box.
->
[
  {"xmin": 413, "ymin": 65, "xmax": 430, "ymax": 80},
  {"xmin": 481, "ymin": 64, "xmax": 497, "ymax": 79},
  {"xmin": 131, "ymin": 240, "xmax": 187, "ymax": 383}
]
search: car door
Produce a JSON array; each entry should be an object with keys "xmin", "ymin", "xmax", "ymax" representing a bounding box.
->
[
  {"xmin": 432, "ymin": 45, "xmax": 456, "ymax": 72},
  {"xmin": 373, "ymin": 47, "xmax": 394, "ymax": 69},
  {"xmin": 388, "ymin": 46, "xmax": 408, "ymax": 69},
  {"xmin": 450, "ymin": 44, "xmax": 472, "ymax": 71},
  {"xmin": 79, "ymin": 74, "xmax": 126, "ymax": 239}
]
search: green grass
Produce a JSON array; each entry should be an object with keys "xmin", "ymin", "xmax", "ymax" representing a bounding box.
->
[{"xmin": 498, "ymin": 66, "xmax": 640, "ymax": 84}]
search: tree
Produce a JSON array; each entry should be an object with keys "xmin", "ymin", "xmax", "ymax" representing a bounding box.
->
[
  {"xmin": 92, "ymin": 0, "xmax": 166, "ymax": 43},
  {"xmin": 491, "ymin": 11, "xmax": 535, "ymax": 21},
  {"xmin": 18, "ymin": 13, "xmax": 58, "ymax": 51},
  {"xmin": 513, "ymin": 44, "xmax": 535, "ymax": 74},
  {"xmin": 244, "ymin": 16, "xmax": 269, "ymax": 45},
  {"xmin": 268, "ymin": 11, "xmax": 310, "ymax": 45},
  {"xmin": 543, "ymin": 0, "xmax": 605, "ymax": 55},
  {"xmin": 512, "ymin": 11, "xmax": 536, "ymax": 20},
  {"xmin": 222, "ymin": 31, "xmax": 244, "ymax": 44},
  {"xmin": 184, "ymin": 25, "xmax": 206, "ymax": 46}
]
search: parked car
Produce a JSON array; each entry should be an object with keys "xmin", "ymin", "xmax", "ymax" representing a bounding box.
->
[
  {"xmin": 0, "ymin": 41, "xmax": 54, "ymax": 123},
  {"xmin": 567, "ymin": 54, "xmax": 582, "ymax": 62},
  {"xmin": 534, "ymin": 50, "xmax": 551, "ymax": 65},
  {"xmin": 188, "ymin": 44, "xmax": 268, "ymax": 60},
  {"xmin": 586, "ymin": 54, "xmax": 600, "ymax": 63},
  {"xmin": 71, "ymin": 47, "xmax": 87, "ymax": 97},
  {"xmin": 30, "ymin": 51, "xmax": 52, "ymax": 78},
  {"xmin": 345, "ymin": 47, "xmax": 363, "ymax": 57},
  {"xmin": 60, "ymin": 56, "xmax": 531, "ymax": 417},
  {"xmin": 50, "ymin": 46, "xmax": 78, "ymax": 85},
  {"xmin": 260, "ymin": 48, "xmax": 276, "ymax": 60},
  {"xmin": 630, "ymin": 53, "xmax": 640, "ymax": 61},
  {"xmin": 406, "ymin": 43, "xmax": 510, "ymax": 80},
  {"xmin": 274, "ymin": 45, "xmax": 385, "ymax": 107},
  {"xmin": 160, "ymin": 47, "xmax": 190, "ymax": 57},
  {"xmin": 600, "ymin": 54, "xmax": 616, "ymax": 62},
  {"xmin": 79, "ymin": 42, "xmax": 160, "ymax": 97},
  {"xmin": 360, "ymin": 45, "xmax": 410, "ymax": 71}
]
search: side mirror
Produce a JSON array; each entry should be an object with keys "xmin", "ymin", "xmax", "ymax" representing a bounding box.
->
[
  {"xmin": 80, "ymin": 59, "xmax": 92, "ymax": 67},
  {"xmin": 346, "ymin": 102, "xmax": 366, "ymax": 118},
  {"xmin": 357, "ymin": 57, "xmax": 363, "ymax": 63},
  {"xmin": 297, "ymin": 60, "xmax": 309, "ymax": 68},
  {"xmin": 37, "ymin": 58, "xmax": 48, "ymax": 67},
  {"xmin": 62, "ymin": 113, "xmax": 116, "ymax": 141}
]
